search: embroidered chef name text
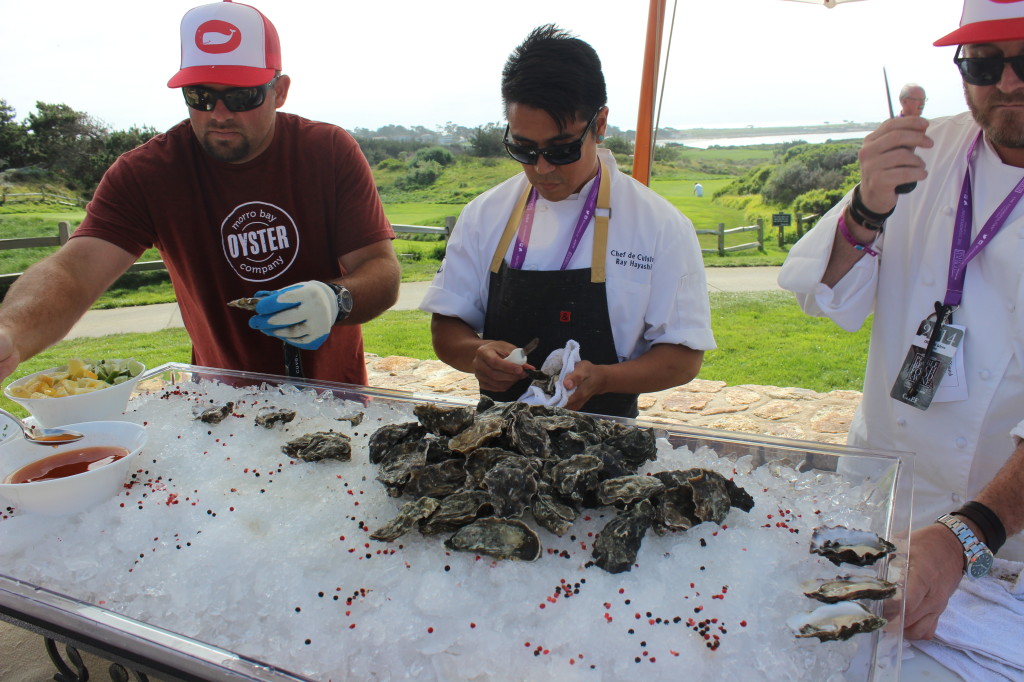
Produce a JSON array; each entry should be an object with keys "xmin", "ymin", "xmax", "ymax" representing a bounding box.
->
[{"xmin": 611, "ymin": 249, "xmax": 654, "ymax": 271}]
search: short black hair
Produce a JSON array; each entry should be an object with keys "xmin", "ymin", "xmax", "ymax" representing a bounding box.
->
[{"xmin": 501, "ymin": 24, "xmax": 607, "ymax": 131}]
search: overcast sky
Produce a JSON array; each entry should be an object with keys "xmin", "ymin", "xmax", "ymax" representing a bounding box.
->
[{"xmin": 2, "ymin": 0, "xmax": 968, "ymax": 135}]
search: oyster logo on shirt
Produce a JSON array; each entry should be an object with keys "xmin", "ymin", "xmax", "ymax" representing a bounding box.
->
[{"xmin": 221, "ymin": 202, "xmax": 299, "ymax": 283}]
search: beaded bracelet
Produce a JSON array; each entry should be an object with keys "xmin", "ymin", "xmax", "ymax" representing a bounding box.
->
[
  {"xmin": 837, "ymin": 211, "xmax": 879, "ymax": 257},
  {"xmin": 848, "ymin": 184, "xmax": 894, "ymax": 232},
  {"xmin": 954, "ymin": 501, "xmax": 1007, "ymax": 554}
]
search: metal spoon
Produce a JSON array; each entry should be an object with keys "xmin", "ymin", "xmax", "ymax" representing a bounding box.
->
[{"xmin": 0, "ymin": 407, "xmax": 84, "ymax": 445}]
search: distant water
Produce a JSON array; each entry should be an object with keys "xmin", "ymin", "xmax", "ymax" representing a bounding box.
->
[{"xmin": 658, "ymin": 129, "xmax": 873, "ymax": 149}]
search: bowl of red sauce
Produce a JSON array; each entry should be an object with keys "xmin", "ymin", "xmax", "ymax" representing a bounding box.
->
[{"xmin": 0, "ymin": 421, "xmax": 147, "ymax": 515}]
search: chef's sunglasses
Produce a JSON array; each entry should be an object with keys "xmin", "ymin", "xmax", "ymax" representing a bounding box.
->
[
  {"xmin": 182, "ymin": 76, "xmax": 280, "ymax": 113},
  {"xmin": 954, "ymin": 45, "xmax": 1024, "ymax": 86},
  {"xmin": 503, "ymin": 109, "xmax": 601, "ymax": 166}
]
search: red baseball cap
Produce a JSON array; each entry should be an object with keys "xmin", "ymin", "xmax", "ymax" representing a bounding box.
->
[
  {"xmin": 167, "ymin": 1, "xmax": 281, "ymax": 88},
  {"xmin": 935, "ymin": 0, "xmax": 1024, "ymax": 46}
]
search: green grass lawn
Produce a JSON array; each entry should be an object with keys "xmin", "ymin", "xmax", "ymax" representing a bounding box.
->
[{"xmin": 0, "ymin": 292, "xmax": 869, "ymax": 418}]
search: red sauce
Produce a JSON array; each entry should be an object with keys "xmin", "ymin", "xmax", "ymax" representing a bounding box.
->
[
  {"xmin": 4, "ymin": 446, "xmax": 130, "ymax": 484},
  {"xmin": 32, "ymin": 433, "xmax": 81, "ymax": 443}
]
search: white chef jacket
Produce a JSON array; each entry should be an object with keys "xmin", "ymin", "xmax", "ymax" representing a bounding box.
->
[
  {"xmin": 779, "ymin": 112, "xmax": 1024, "ymax": 561},
  {"xmin": 421, "ymin": 149, "xmax": 716, "ymax": 361}
]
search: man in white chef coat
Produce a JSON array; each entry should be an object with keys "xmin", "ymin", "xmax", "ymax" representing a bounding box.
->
[
  {"xmin": 779, "ymin": 0, "xmax": 1024, "ymax": 639},
  {"xmin": 420, "ymin": 24, "xmax": 715, "ymax": 418}
]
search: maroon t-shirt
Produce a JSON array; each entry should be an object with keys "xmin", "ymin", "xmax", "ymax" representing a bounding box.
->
[{"xmin": 73, "ymin": 113, "xmax": 394, "ymax": 384}]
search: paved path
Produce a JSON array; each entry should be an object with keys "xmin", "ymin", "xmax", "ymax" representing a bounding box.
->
[{"xmin": 65, "ymin": 267, "xmax": 783, "ymax": 339}]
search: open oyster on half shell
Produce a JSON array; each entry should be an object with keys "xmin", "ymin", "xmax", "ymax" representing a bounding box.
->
[
  {"xmin": 787, "ymin": 601, "xmax": 887, "ymax": 642},
  {"xmin": 802, "ymin": 576, "xmax": 898, "ymax": 603},
  {"xmin": 809, "ymin": 526, "xmax": 896, "ymax": 567}
]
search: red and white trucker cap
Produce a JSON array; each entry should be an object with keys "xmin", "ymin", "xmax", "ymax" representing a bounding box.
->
[
  {"xmin": 167, "ymin": 0, "xmax": 281, "ymax": 88},
  {"xmin": 935, "ymin": 0, "xmax": 1024, "ymax": 46}
]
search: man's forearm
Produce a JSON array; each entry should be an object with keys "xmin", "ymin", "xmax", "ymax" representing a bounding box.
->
[
  {"xmin": 596, "ymin": 343, "xmax": 703, "ymax": 395},
  {"xmin": 975, "ymin": 440, "xmax": 1024, "ymax": 546},
  {"xmin": 334, "ymin": 253, "xmax": 400, "ymax": 325}
]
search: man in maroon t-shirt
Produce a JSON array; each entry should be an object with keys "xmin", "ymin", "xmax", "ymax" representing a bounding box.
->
[{"xmin": 0, "ymin": 1, "xmax": 399, "ymax": 385}]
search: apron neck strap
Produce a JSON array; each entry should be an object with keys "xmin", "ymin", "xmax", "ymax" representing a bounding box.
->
[{"xmin": 489, "ymin": 161, "xmax": 612, "ymax": 282}]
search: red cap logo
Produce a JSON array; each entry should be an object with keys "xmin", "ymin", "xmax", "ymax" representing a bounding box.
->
[{"xmin": 195, "ymin": 20, "xmax": 242, "ymax": 55}]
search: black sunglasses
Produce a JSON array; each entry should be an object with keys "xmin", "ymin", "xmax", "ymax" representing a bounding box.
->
[
  {"xmin": 182, "ymin": 76, "xmax": 280, "ymax": 113},
  {"xmin": 954, "ymin": 45, "xmax": 1024, "ymax": 86},
  {"xmin": 503, "ymin": 109, "xmax": 601, "ymax": 166}
]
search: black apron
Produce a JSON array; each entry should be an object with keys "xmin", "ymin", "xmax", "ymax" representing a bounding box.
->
[{"xmin": 481, "ymin": 164, "xmax": 639, "ymax": 419}]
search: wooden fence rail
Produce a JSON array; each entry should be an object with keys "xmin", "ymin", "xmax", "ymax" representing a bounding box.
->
[
  {"xmin": 0, "ymin": 191, "xmax": 84, "ymax": 207},
  {"xmin": 0, "ymin": 218, "xmax": 457, "ymax": 286},
  {"xmin": 695, "ymin": 219, "xmax": 764, "ymax": 256}
]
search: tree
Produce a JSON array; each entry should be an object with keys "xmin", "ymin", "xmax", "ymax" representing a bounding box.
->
[
  {"xmin": 0, "ymin": 99, "xmax": 29, "ymax": 170},
  {"xmin": 602, "ymin": 136, "xmax": 633, "ymax": 155},
  {"xmin": 23, "ymin": 102, "xmax": 106, "ymax": 188},
  {"xmin": 468, "ymin": 123, "xmax": 504, "ymax": 157}
]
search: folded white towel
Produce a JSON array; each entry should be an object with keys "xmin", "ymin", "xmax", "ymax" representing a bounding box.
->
[
  {"xmin": 518, "ymin": 340, "xmax": 580, "ymax": 408},
  {"xmin": 911, "ymin": 558, "xmax": 1024, "ymax": 681}
]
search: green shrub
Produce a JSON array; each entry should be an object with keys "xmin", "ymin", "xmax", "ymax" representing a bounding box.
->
[
  {"xmin": 413, "ymin": 146, "xmax": 455, "ymax": 167},
  {"xmin": 792, "ymin": 187, "xmax": 847, "ymax": 216},
  {"xmin": 431, "ymin": 242, "xmax": 448, "ymax": 260},
  {"xmin": 377, "ymin": 158, "xmax": 405, "ymax": 171},
  {"xmin": 396, "ymin": 160, "xmax": 442, "ymax": 189}
]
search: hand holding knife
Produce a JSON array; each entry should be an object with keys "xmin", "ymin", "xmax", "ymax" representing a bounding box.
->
[{"xmin": 507, "ymin": 337, "xmax": 539, "ymax": 366}]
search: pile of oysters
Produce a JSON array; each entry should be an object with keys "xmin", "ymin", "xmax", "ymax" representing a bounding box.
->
[{"xmin": 367, "ymin": 398, "xmax": 754, "ymax": 574}]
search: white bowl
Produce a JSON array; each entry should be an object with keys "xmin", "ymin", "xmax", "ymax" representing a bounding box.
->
[
  {"xmin": 0, "ymin": 421, "xmax": 148, "ymax": 515},
  {"xmin": 4, "ymin": 364, "xmax": 145, "ymax": 428}
]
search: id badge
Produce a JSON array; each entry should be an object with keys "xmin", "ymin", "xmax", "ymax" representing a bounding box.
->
[{"xmin": 890, "ymin": 319, "xmax": 965, "ymax": 410}]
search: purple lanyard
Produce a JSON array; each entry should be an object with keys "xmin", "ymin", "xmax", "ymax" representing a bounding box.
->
[
  {"xmin": 509, "ymin": 166, "xmax": 602, "ymax": 271},
  {"xmin": 946, "ymin": 132, "xmax": 1024, "ymax": 306}
]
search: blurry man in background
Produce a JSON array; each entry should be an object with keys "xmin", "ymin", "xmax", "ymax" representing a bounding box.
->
[{"xmin": 899, "ymin": 83, "xmax": 927, "ymax": 116}]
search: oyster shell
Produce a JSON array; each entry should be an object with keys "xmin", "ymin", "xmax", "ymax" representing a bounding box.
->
[
  {"xmin": 420, "ymin": 490, "xmax": 494, "ymax": 535},
  {"xmin": 194, "ymin": 402, "xmax": 234, "ymax": 424},
  {"xmin": 254, "ymin": 406, "xmax": 296, "ymax": 428},
  {"xmin": 549, "ymin": 454, "xmax": 603, "ymax": 503},
  {"xmin": 444, "ymin": 517, "xmax": 541, "ymax": 561},
  {"xmin": 281, "ymin": 431, "xmax": 352, "ymax": 462},
  {"xmin": 810, "ymin": 526, "xmax": 897, "ymax": 567},
  {"xmin": 591, "ymin": 499, "xmax": 655, "ymax": 574},
  {"xmin": 787, "ymin": 602, "xmax": 887, "ymax": 642},
  {"xmin": 802, "ymin": 576, "xmax": 898, "ymax": 603},
  {"xmin": 481, "ymin": 461, "xmax": 538, "ymax": 518},
  {"xmin": 370, "ymin": 496, "xmax": 441, "ymax": 542},
  {"xmin": 336, "ymin": 412, "xmax": 364, "ymax": 427},
  {"xmin": 414, "ymin": 403, "xmax": 476, "ymax": 437},
  {"xmin": 403, "ymin": 459, "xmax": 467, "ymax": 499},
  {"xmin": 597, "ymin": 475, "xmax": 666, "ymax": 506},
  {"xmin": 368, "ymin": 422, "xmax": 425, "ymax": 464},
  {"xmin": 531, "ymin": 485, "xmax": 578, "ymax": 537},
  {"xmin": 227, "ymin": 297, "xmax": 260, "ymax": 311}
]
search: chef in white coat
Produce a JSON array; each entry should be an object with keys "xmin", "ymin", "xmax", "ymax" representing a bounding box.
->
[
  {"xmin": 779, "ymin": 0, "xmax": 1024, "ymax": 640},
  {"xmin": 421, "ymin": 25, "xmax": 714, "ymax": 418}
]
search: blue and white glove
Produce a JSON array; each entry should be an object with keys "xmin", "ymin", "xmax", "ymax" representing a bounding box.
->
[{"xmin": 248, "ymin": 281, "xmax": 338, "ymax": 350}]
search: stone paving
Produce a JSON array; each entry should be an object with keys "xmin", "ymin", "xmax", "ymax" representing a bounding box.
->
[{"xmin": 366, "ymin": 354, "xmax": 862, "ymax": 445}]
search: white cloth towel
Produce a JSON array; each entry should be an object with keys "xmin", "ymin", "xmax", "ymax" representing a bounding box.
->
[
  {"xmin": 518, "ymin": 340, "xmax": 580, "ymax": 408},
  {"xmin": 911, "ymin": 558, "xmax": 1024, "ymax": 682}
]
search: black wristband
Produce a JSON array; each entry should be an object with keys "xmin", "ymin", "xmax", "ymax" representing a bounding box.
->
[
  {"xmin": 953, "ymin": 501, "xmax": 1007, "ymax": 554},
  {"xmin": 848, "ymin": 184, "xmax": 894, "ymax": 232}
]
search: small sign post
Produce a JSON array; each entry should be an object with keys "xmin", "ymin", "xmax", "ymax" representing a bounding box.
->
[{"xmin": 772, "ymin": 213, "xmax": 793, "ymax": 247}]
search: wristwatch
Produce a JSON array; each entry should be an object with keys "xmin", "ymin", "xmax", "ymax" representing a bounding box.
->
[
  {"xmin": 936, "ymin": 513, "xmax": 994, "ymax": 580},
  {"xmin": 324, "ymin": 282, "xmax": 353, "ymax": 324}
]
